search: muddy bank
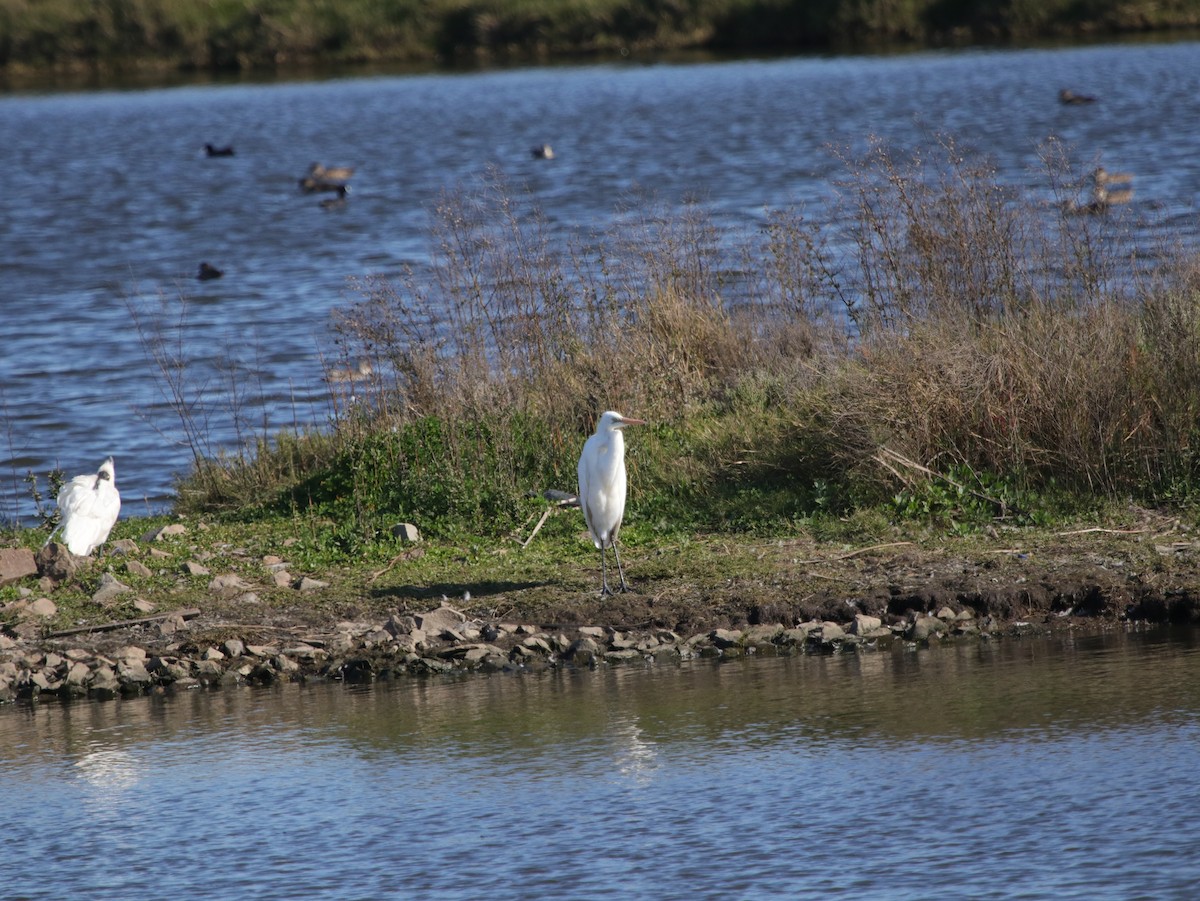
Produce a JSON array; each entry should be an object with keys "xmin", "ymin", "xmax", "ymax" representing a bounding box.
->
[
  {"xmin": 6, "ymin": 505, "xmax": 1200, "ymax": 704},
  {"xmin": 4, "ymin": 520, "xmax": 1200, "ymax": 704}
]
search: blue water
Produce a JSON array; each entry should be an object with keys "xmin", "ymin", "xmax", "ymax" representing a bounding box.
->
[
  {"xmin": 2, "ymin": 629, "xmax": 1198, "ymax": 898},
  {"xmin": 2, "ymin": 41, "xmax": 1200, "ymax": 522}
]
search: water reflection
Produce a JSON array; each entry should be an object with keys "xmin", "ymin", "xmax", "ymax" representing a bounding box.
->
[{"xmin": 2, "ymin": 629, "xmax": 1199, "ymax": 898}]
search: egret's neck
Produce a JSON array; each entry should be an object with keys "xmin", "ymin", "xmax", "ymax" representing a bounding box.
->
[{"xmin": 606, "ymin": 428, "xmax": 625, "ymax": 457}]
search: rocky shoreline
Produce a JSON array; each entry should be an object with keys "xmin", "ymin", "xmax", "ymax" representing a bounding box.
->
[
  {"xmin": 0, "ymin": 595, "xmax": 1093, "ymax": 704},
  {"xmin": 4, "ymin": 515, "xmax": 1200, "ymax": 705}
]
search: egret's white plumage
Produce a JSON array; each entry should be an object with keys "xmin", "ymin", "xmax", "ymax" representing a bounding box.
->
[
  {"xmin": 52, "ymin": 457, "xmax": 121, "ymax": 556},
  {"xmin": 578, "ymin": 411, "xmax": 645, "ymax": 594}
]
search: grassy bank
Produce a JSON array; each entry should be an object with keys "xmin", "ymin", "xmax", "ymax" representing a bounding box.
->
[
  {"xmin": 3, "ymin": 0, "xmax": 1200, "ymax": 77},
  {"xmin": 145, "ymin": 137, "xmax": 1200, "ymax": 560},
  {"xmin": 7, "ymin": 136, "xmax": 1200, "ymax": 643}
]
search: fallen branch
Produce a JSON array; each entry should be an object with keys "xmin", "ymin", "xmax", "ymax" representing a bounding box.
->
[
  {"xmin": 48, "ymin": 607, "xmax": 201, "ymax": 638},
  {"xmin": 522, "ymin": 506, "xmax": 555, "ymax": 549},
  {"xmin": 519, "ymin": 490, "xmax": 579, "ymax": 549},
  {"xmin": 369, "ymin": 546, "xmax": 427, "ymax": 583},
  {"xmin": 1055, "ymin": 527, "xmax": 1151, "ymax": 536}
]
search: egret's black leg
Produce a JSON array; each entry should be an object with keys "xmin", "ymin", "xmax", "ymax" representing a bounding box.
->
[{"xmin": 612, "ymin": 541, "xmax": 629, "ymax": 592}]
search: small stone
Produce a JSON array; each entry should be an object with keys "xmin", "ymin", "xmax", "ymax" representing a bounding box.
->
[
  {"xmin": 184, "ymin": 561, "xmax": 211, "ymax": 577},
  {"xmin": 12, "ymin": 621, "xmax": 41, "ymax": 641},
  {"xmin": 283, "ymin": 644, "xmax": 325, "ymax": 660},
  {"xmin": 852, "ymin": 613, "xmax": 883, "ymax": 635},
  {"xmin": 521, "ymin": 636, "xmax": 553, "ymax": 654},
  {"xmin": 605, "ymin": 648, "xmax": 642, "ymax": 662},
  {"xmin": 158, "ymin": 613, "xmax": 189, "ymax": 636},
  {"xmin": 125, "ymin": 560, "xmax": 153, "ymax": 578},
  {"xmin": 118, "ymin": 660, "xmax": 152, "ymax": 685},
  {"xmin": 107, "ymin": 539, "xmax": 140, "ymax": 556},
  {"xmin": 133, "ymin": 598, "xmax": 156, "ymax": 614},
  {"xmin": 0, "ymin": 547, "xmax": 38, "ymax": 586},
  {"xmin": 262, "ymin": 555, "xmax": 283, "ymax": 566},
  {"xmin": 710, "ymin": 629, "xmax": 744, "ymax": 649},
  {"xmin": 821, "ymin": 621, "xmax": 846, "ymax": 639},
  {"xmin": 195, "ymin": 659, "xmax": 224, "ymax": 678},
  {"xmin": 745, "ymin": 624, "xmax": 783, "ymax": 644},
  {"xmin": 384, "ymin": 615, "xmax": 417, "ymax": 637},
  {"xmin": 566, "ymin": 636, "xmax": 602, "ymax": 666},
  {"xmin": 295, "ymin": 577, "xmax": 328, "ymax": 592},
  {"xmin": 272, "ymin": 570, "xmax": 292, "ymax": 587},
  {"xmin": 142, "ymin": 523, "xmax": 188, "ymax": 542},
  {"xmin": 414, "ymin": 605, "xmax": 466, "ymax": 634},
  {"xmin": 35, "ymin": 543, "xmax": 78, "ymax": 583},
  {"xmin": 223, "ymin": 639, "xmax": 246, "ymax": 658},
  {"xmin": 209, "ymin": 573, "xmax": 251, "ymax": 594},
  {"xmin": 910, "ymin": 616, "xmax": 948, "ymax": 641},
  {"xmin": 26, "ymin": 597, "xmax": 57, "ymax": 619},
  {"xmin": 90, "ymin": 665, "xmax": 119, "ymax": 695},
  {"xmin": 92, "ymin": 573, "xmax": 132, "ymax": 605}
]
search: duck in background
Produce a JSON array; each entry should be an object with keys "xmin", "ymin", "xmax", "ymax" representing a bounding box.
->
[
  {"xmin": 205, "ymin": 143, "xmax": 235, "ymax": 157},
  {"xmin": 308, "ymin": 162, "xmax": 355, "ymax": 181},
  {"xmin": 1059, "ymin": 88, "xmax": 1097, "ymax": 105},
  {"xmin": 197, "ymin": 262, "xmax": 224, "ymax": 280},
  {"xmin": 301, "ymin": 162, "xmax": 356, "ymax": 193},
  {"xmin": 325, "ymin": 359, "xmax": 373, "ymax": 383},
  {"xmin": 1064, "ymin": 167, "xmax": 1135, "ymax": 215}
]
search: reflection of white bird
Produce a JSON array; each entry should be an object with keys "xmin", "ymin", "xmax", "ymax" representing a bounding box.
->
[
  {"xmin": 577, "ymin": 411, "xmax": 645, "ymax": 594},
  {"xmin": 50, "ymin": 457, "xmax": 121, "ymax": 556}
]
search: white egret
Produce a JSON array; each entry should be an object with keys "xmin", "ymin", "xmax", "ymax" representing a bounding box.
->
[
  {"xmin": 49, "ymin": 457, "xmax": 121, "ymax": 556},
  {"xmin": 577, "ymin": 411, "xmax": 645, "ymax": 594}
]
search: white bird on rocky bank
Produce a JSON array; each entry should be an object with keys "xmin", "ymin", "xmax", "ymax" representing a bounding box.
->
[
  {"xmin": 48, "ymin": 457, "xmax": 121, "ymax": 556},
  {"xmin": 577, "ymin": 410, "xmax": 645, "ymax": 594}
]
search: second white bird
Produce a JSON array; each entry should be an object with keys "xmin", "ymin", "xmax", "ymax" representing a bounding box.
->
[{"xmin": 53, "ymin": 456, "xmax": 121, "ymax": 556}]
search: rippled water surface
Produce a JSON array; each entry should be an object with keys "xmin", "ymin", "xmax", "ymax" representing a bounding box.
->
[
  {"xmin": 2, "ymin": 629, "xmax": 1199, "ymax": 899},
  {"xmin": 2, "ymin": 41, "xmax": 1200, "ymax": 520}
]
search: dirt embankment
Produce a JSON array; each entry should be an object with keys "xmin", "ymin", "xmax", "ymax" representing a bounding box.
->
[{"xmin": 3, "ymin": 514, "xmax": 1200, "ymax": 704}]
